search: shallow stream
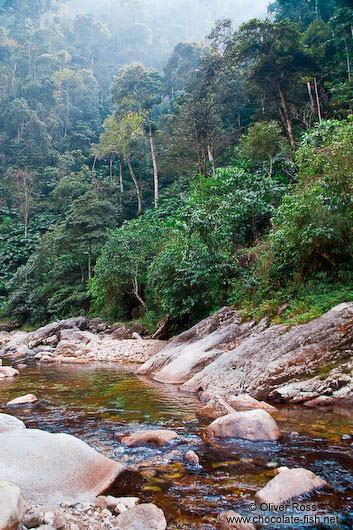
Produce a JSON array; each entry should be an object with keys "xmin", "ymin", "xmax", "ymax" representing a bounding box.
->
[{"xmin": 0, "ymin": 362, "xmax": 352, "ymax": 529}]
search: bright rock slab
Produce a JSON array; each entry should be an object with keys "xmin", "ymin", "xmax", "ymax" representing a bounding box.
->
[{"xmin": 0, "ymin": 429, "xmax": 124, "ymax": 504}]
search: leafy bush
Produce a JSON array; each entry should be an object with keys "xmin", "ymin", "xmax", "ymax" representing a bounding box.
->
[{"xmin": 91, "ymin": 164, "xmax": 287, "ymax": 322}]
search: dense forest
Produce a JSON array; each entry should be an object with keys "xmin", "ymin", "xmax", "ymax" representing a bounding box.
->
[{"xmin": 0, "ymin": 0, "xmax": 352, "ymax": 331}]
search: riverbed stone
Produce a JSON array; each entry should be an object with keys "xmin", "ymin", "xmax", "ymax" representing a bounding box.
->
[
  {"xmin": 7, "ymin": 393, "xmax": 38, "ymax": 406},
  {"xmin": 0, "ymin": 429, "xmax": 124, "ymax": 504},
  {"xmin": 23, "ymin": 506, "xmax": 43, "ymax": 528},
  {"xmin": 217, "ymin": 511, "xmax": 256, "ymax": 530},
  {"xmin": 0, "ymin": 481, "xmax": 25, "ymax": 530},
  {"xmin": 0, "ymin": 366, "xmax": 19, "ymax": 378},
  {"xmin": 196, "ymin": 396, "xmax": 235, "ymax": 421},
  {"xmin": 255, "ymin": 467, "xmax": 330, "ymax": 505},
  {"xmin": 184, "ymin": 450, "xmax": 200, "ymax": 465},
  {"xmin": 0, "ymin": 413, "xmax": 26, "ymax": 433},
  {"xmin": 118, "ymin": 429, "xmax": 179, "ymax": 447},
  {"xmin": 203, "ymin": 410, "xmax": 281, "ymax": 442},
  {"xmin": 114, "ymin": 503, "xmax": 167, "ymax": 530}
]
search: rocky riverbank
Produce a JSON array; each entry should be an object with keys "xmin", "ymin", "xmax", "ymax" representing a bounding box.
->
[
  {"xmin": 0, "ymin": 317, "xmax": 165, "ymax": 368},
  {"xmin": 0, "ymin": 304, "xmax": 353, "ymax": 528},
  {"xmin": 139, "ymin": 302, "xmax": 353, "ymax": 407},
  {"xmin": 2, "ymin": 303, "xmax": 353, "ymax": 409}
]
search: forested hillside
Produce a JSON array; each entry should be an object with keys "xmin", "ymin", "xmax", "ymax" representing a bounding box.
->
[{"xmin": 1, "ymin": 0, "xmax": 352, "ymax": 329}]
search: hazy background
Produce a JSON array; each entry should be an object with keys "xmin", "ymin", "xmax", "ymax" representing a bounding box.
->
[{"xmin": 61, "ymin": 0, "xmax": 270, "ymax": 68}]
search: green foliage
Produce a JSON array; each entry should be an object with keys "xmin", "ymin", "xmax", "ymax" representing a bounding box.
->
[
  {"xmin": 91, "ymin": 165, "xmax": 287, "ymax": 322},
  {"xmin": 2, "ymin": 0, "xmax": 353, "ymax": 329},
  {"xmin": 228, "ymin": 117, "xmax": 353, "ymax": 324}
]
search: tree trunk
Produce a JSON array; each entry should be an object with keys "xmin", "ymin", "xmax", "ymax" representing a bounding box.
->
[
  {"xmin": 148, "ymin": 113, "xmax": 159, "ymax": 208},
  {"xmin": 207, "ymin": 144, "xmax": 216, "ymax": 176},
  {"xmin": 132, "ymin": 276, "xmax": 148, "ymax": 310},
  {"xmin": 276, "ymin": 81, "xmax": 295, "ymax": 147},
  {"xmin": 344, "ymin": 38, "xmax": 351, "ymax": 82},
  {"xmin": 313, "ymin": 77, "xmax": 322, "ymax": 124},
  {"xmin": 126, "ymin": 158, "xmax": 142, "ymax": 214},
  {"xmin": 88, "ymin": 247, "xmax": 92, "ymax": 280},
  {"xmin": 119, "ymin": 160, "xmax": 124, "ymax": 193},
  {"xmin": 307, "ymin": 81, "xmax": 315, "ymax": 112}
]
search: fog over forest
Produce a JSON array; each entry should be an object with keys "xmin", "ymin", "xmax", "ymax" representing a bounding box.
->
[{"xmin": 63, "ymin": 0, "xmax": 269, "ymax": 67}]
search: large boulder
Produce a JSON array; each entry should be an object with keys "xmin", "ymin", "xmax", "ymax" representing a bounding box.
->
[
  {"xmin": 111, "ymin": 323, "xmax": 147, "ymax": 340},
  {"xmin": 255, "ymin": 467, "xmax": 330, "ymax": 505},
  {"xmin": 180, "ymin": 303, "xmax": 353, "ymax": 403},
  {"xmin": 0, "ymin": 414, "xmax": 26, "ymax": 433},
  {"xmin": 0, "ymin": 429, "xmax": 124, "ymax": 504},
  {"xmin": 26, "ymin": 317, "xmax": 88, "ymax": 349},
  {"xmin": 196, "ymin": 396, "xmax": 235, "ymax": 421},
  {"xmin": 88, "ymin": 317, "xmax": 109, "ymax": 333},
  {"xmin": 217, "ymin": 511, "xmax": 256, "ymax": 530},
  {"xmin": 114, "ymin": 503, "xmax": 167, "ymax": 530},
  {"xmin": 139, "ymin": 307, "xmax": 259, "ymax": 384},
  {"xmin": 0, "ymin": 481, "xmax": 25, "ymax": 530},
  {"xmin": 203, "ymin": 410, "xmax": 281, "ymax": 442},
  {"xmin": 118, "ymin": 429, "xmax": 179, "ymax": 447}
]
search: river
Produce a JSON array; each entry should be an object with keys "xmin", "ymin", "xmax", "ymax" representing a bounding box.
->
[{"xmin": 0, "ymin": 362, "xmax": 352, "ymax": 529}]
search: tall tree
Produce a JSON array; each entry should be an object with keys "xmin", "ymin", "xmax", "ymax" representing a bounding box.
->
[
  {"xmin": 229, "ymin": 19, "xmax": 314, "ymax": 147},
  {"xmin": 111, "ymin": 64, "xmax": 162, "ymax": 207}
]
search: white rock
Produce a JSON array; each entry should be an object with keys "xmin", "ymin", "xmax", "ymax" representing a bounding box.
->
[
  {"xmin": 0, "ymin": 481, "xmax": 25, "ymax": 530},
  {"xmin": 0, "ymin": 414, "xmax": 26, "ymax": 433},
  {"xmin": 0, "ymin": 429, "xmax": 124, "ymax": 504}
]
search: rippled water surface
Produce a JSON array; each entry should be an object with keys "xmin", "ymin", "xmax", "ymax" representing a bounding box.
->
[{"xmin": 1, "ymin": 362, "xmax": 353, "ymax": 529}]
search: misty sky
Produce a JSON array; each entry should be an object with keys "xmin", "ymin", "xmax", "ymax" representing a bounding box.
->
[{"xmin": 66, "ymin": 0, "xmax": 272, "ymax": 40}]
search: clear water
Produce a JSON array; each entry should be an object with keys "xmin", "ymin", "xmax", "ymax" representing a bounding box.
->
[{"xmin": 1, "ymin": 362, "xmax": 352, "ymax": 529}]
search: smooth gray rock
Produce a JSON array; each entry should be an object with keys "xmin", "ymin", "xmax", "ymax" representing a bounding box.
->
[
  {"xmin": 0, "ymin": 429, "xmax": 124, "ymax": 504},
  {"xmin": 0, "ymin": 414, "xmax": 26, "ymax": 433},
  {"xmin": 180, "ymin": 303, "xmax": 353, "ymax": 402},
  {"xmin": 139, "ymin": 307, "xmax": 257, "ymax": 384}
]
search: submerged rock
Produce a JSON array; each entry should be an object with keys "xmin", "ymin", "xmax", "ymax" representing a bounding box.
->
[
  {"xmin": 255, "ymin": 467, "xmax": 330, "ymax": 505},
  {"xmin": 0, "ymin": 429, "xmax": 124, "ymax": 504},
  {"xmin": 0, "ymin": 414, "xmax": 26, "ymax": 433},
  {"xmin": 203, "ymin": 410, "xmax": 281, "ymax": 442},
  {"xmin": 184, "ymin": 450, "xmax": 200, "ymax": 466},
  {"xmin": 118, "ymin": 429, "xmax": 179, "ymax": 447},
  {"xmin": 217, "ymin": 511, "xmax": 256, "ymax": 530},
  {"xmin": 114, "ymin": 503, "xmax": 167, "ymax": 530},
  {"xmin": 7, "ymin": 394, "xmax": 37, "ymax": 406},
  {"xmin": 0, "ymin": 481, "xmax": 25, "ymax": 530}
]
